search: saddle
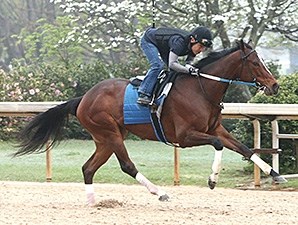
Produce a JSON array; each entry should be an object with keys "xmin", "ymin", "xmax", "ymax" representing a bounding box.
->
[{"xmin": 130, "ymin": 70, "xmax": 178, "ymax": 107}]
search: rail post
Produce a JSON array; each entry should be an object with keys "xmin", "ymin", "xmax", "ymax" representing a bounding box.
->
[
  {"xmin": 46, "ymin": 141, "xmax": 52, "ymax": 182},
  {"xmin": 253, "ymin": 119, "xmax": 261, "ymax": 187},
  {"xmin": 271, "ymin": 120, "xmax": 279, "ymax": 173},
  {"xmin": 174, "ymin": 146, "xmax": 180, "ymax": 186}
]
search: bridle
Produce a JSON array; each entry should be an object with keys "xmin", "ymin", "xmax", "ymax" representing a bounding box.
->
[
  {"xmin": 197, "ymin": 45, "xmax": 264, "ymax": 109},
  {"xmin": 238, "ymin": 48, "xmax": 262, "ymax": 88},
  {"xmin": 198, "ymin": 47, "xmax": 263, "ymax": 88}
]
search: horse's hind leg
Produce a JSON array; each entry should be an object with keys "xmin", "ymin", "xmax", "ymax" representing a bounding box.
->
[
  {"xmin": 82, "ymin": 142, "xmax": 113, "ymax": 206},
  {"xmin": 84, "ymin": 135, "xmax": 169, "ymax": 202},
  {"xmin": 112, "ymin": 138, "xmax": 169, "ymax": 201}
]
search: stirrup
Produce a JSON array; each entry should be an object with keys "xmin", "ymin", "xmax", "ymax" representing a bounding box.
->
[{"xmin": 137, "ymin": 95, "xmax": 152, "ymax": 106}]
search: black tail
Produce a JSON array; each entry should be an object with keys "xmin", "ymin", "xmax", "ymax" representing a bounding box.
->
[{"xmin": 14, "ymin": 97, "xmax": 82, "ymax": 157}]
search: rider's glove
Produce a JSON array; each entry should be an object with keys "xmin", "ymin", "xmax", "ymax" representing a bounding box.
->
[{"xmin": 186, "ymin": 64, "xmax": 199, "ymax": 76}]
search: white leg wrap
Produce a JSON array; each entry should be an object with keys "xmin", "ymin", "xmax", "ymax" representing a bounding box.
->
[
  {"xmin": 250, "ymin": 153, "xmax": 272, "ymax": 175},
  {"xmin": 85, "ymin": 184, "xmax": 94, "ymax": 194},
  {"xmin": 210, "ymin": 150, "xmax": 223, "ymax": 182},
  {"xmin": 136, "ymin": 172, "xmax": 165, "ymax": 196},
  {"xmin": 85, "ymin": 184, "xmax": 95, "ymax": 206}
]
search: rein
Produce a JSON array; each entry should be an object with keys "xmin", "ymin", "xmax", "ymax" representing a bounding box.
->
[
  {"xmin": 198, "ymin": 72, "xmax": 259, "ymax": 87},
  {"xmin": 198, "ymin": 49, "xmax": 260, "ymax": 88},
  {"xmin": 197, "ymin": 47, "xmax": 261, "ymax": 109}
]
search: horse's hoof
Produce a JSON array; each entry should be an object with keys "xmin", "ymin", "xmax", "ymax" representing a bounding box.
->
[
  {"xmin": 273, "ymin": 176, "xmax": 288, "ymax": 184},
  {"xmin": 158, "ymin": 194, "xmax": 169, "ymax": 201},
  {"xmin": 208, "ymin": 177, "xmax": 216, "ymax": 190}
]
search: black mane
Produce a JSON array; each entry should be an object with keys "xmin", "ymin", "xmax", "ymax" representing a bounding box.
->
[{"xmin": 194, "ymin": 45, "xmax": 240, "ymax": 69}]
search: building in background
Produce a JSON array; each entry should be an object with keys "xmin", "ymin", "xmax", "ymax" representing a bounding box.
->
[{"xmin": 257, "ymin": 47, "xmax": 298, "ymax": 75}]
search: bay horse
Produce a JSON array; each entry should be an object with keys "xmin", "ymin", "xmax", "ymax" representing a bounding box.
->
[{"xmin": 14, "ymin": 40, "xmax": 286, "ymax": 205}]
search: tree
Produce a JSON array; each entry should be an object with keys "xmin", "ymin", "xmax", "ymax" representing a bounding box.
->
[
  {"xmin": 16, "ymin": 16, "xmax": 84, "ymax": 66},
  {"xmin": 1, "ymin": 0, "xmax": 297, "ymax": 68},
  {"xmin": 50, "ymin": 0, "xmax": 298, "ymax": 61},
  {"xmin": 0, "ymin": 0, "xmax": 58, "ymax": 69}
]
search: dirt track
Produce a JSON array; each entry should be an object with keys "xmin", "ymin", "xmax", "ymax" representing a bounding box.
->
[{"xmin": 0, "ymin": 181, "xmax": 297, "ymax": 225}]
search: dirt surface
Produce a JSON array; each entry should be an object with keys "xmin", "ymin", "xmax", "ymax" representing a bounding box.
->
[{"xmin": 0, "ymin": 181, "xmax": 297, "ymax": 225}]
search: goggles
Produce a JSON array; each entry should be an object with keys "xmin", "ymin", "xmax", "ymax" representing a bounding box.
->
[{"xmin": 199, "ymin": 38, "xmax": 213, "ymax": 48}]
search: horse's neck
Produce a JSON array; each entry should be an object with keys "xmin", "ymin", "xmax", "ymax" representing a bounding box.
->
[
  {"xmin": 202, "ymin": 51, "xmax": 241, "ymax": 79},
  {"xmin": 198, "ymin": 51, "xmax": 242, "ymax": 103}
]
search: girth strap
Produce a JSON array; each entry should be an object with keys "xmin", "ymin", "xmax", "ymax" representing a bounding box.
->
[{"xmin": 149, "ymin": 74, "xmax": 179, "ymax": 147}]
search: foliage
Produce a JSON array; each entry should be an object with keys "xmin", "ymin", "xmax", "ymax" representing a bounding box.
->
[
  {"xmin": 0, "ymin": 0, "xmax": 59, "ymax": 70},
  {"xmin": 16, "ymin": 16, "xmax": 84, "ymax": 66},
  {"xmin": 50, "ymin": 0, "xmax": 298, "ymax": 60},
  {"xmin": 1, "ymin": 0, "xmax": 298, "ymax": 70},
  {"xmin": 0, "ymin": 60, "xmax": 98, "ymax": 140},
  {"xmin": 51, "ymin": 0, "xmax": 151, "ymax": 58},
  {"xmin": 112, "ymin": 56, "xmax": 148, "ymax": 79},
  {"xmin": 232, "ymin": 73, "xmax": 298, "ymax": 174},
  {"xmin": 0, "ymin": 54, "xmax": 148, "ymax": 140}
]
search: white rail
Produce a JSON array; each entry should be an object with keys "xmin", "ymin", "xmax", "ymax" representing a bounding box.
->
[{"xmin": 0, "ymin": 102, "xmax": 297, "ymax": 185}]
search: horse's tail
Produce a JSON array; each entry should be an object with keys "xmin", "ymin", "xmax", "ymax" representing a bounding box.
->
[{"xmin": 14, "ymin": 97, "xmax": 83, "ymax": 157}]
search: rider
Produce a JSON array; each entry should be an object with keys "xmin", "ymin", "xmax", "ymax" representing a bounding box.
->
[{"xmin": 137, "ymin": 26, "xmax": 213, "ymax": 105}]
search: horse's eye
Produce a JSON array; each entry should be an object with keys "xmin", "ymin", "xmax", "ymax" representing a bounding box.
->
[{"xmin": 252, "ymin": 62, "xmax": 260, "ymax": 67}]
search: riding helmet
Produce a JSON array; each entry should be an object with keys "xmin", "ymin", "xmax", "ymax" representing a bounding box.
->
[{"xmin": 190, "ymin": 26, "xmax": 213, "ymax": 48}]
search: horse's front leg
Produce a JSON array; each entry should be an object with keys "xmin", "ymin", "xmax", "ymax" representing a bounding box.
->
[
  {"xmin": 212, "ymin": 125, "xmax": 287, "ymax": 184},
  {"xmin": 208, "ymin": 150, "xmax": 223, "ymax": 189},
  {"xmin": 178, "ymin": 130, "xmax": 225, "ymax": 189}
]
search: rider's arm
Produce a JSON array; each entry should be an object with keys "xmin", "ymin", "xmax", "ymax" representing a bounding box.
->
[{"xmin": 168, "ymin": 51, "xmax": 190, "ymax": 74}]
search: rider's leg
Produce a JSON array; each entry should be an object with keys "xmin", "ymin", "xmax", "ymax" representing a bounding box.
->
[{"xmin": 138, "ymin": 36, "xmax": 164, "ymax": 105}]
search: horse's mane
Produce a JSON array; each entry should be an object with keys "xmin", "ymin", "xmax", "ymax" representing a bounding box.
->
[{"xmin": 194, "ymin": 44, "xmax": 241, "ymax": 69}]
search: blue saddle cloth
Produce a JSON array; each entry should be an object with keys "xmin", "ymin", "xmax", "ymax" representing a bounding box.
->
[{"xmin": 123, "ymin": 84, "xmax": 151, "ymax": 124}]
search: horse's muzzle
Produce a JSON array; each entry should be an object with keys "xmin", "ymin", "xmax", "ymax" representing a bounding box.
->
[{"xmin": 264, "ymin": 83, "xmax": 279, "ymax": 96}]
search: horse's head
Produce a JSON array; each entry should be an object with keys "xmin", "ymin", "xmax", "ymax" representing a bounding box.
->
[{"xmin": 238, "ymin": 40, "xmax": 279, "ymax": 95}]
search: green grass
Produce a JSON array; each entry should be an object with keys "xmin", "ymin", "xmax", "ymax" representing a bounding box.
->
[{"xmin": 0, "ymin": 139, "xmax": 297, "ymax": 189}]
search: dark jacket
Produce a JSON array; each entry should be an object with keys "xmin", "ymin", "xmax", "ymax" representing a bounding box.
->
[{"xmin": 143, "ymin": 27, "xmax": 195, "ymax": 65}]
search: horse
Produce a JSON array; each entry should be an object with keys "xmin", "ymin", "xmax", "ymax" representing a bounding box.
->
[{"xmin": 14, "ymin": 40, "xmax": 286, "ymax": 205}]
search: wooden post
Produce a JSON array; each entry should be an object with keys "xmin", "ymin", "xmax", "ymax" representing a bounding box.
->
[
  {"xmin": 46, "ymin": 141, "xmax": 52, "ymax": 182},
  {"xmin": 253, "ymin": 119, "xmax": 261, "ymax": 187},
  {"xmin": 174, "ymin": 146, "xmax": 180, "ymax": 186},
  {"xmin": 271, "ymin": 120, "xmax": 279, "ymax": 173},
  {"xmin": 295, "ymin": 140, "xmax": 298, "ymax": 171}
]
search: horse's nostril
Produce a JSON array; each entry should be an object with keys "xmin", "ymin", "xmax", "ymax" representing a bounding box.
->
[{"xmin": 273, "ymin": 83, "xmax": 279, "ymax": 94}]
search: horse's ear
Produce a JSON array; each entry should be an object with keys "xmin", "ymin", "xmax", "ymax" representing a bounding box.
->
[
  {"xmin": 247, "ymin": 39, "xmax": 255, "ymax": 48},
  {"xmin": 239, "ymin": 39, "xmax": 245, "ymax": 51}
]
